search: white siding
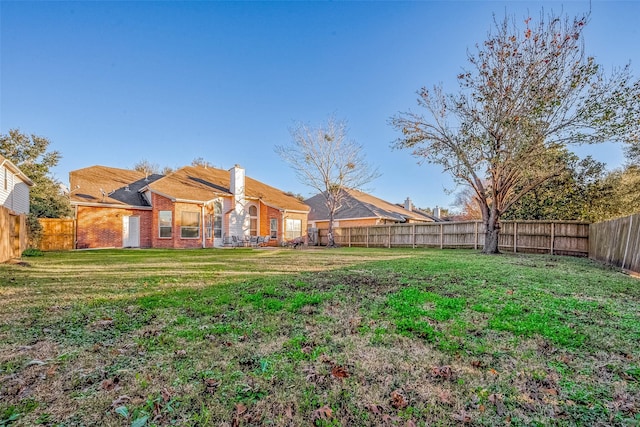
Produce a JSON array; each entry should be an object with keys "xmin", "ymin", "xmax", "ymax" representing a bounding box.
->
[
  {"xmin": 0, "ymin": 166, "xmax": 30, "ymax": 214},
  {"xmin": 0, "ymin": 166, "xmax": 10, "ymax": 208},
  {"xmin": 12, "ymin": 182, "xmax": 31, "ymax": 214}
]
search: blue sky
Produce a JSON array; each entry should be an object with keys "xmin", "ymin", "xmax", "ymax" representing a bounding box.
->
[{"xmin": 1, "ymin": 1, "xmax": 638, "ymax": 210}]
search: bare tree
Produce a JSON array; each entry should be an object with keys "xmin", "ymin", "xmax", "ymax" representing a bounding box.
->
[
  {"xmin": 191, "ymin": 157, "xmax": 213, "ymax": 168},
  {"xmin": 133, "ymin": 159, "xmax": 160, "ymax": 176},
  {"xmin": 276, "ymin": 116, "xmax": 379, "ymax": 246},
  {"xmin": 391, "ymin": 12, "xmax": 640, "ymax": 253}
]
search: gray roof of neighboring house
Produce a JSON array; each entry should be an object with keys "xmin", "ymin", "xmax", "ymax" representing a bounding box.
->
[
  {"xmin": 305, "ymin": 189, "xmax": 435, "ymax": 223},
  {"xmin": 395, "ymin": 204, "xmax": 443, "ymax": 222}
]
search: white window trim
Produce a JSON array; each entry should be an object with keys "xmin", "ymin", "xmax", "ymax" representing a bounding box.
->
[{"xmin": 159, "ymin": 210, "xmax": 172, "ymax": 239}]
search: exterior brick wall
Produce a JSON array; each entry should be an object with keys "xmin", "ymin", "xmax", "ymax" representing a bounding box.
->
[
  {"xmin": 150, "ymin": 193, "xmax": 175, "ymax": 249},
  {"xmin": 261, "ymin": 204, "xmax": 281, "ymax": 246},
  {"xmin": 76, "ymin": 206, "xmax": 152, "ymax": 249}
]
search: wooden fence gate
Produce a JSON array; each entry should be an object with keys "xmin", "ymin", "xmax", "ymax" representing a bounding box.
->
[{"xmin": 0, "ymin": 206, "xmax": 27, "ymax": 262}]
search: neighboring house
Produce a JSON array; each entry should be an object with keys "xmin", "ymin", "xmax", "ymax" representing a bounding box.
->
[
  {"xmin": 305, "ymin": 189, "xmax": 437, "ymax": 230},
  {"xmin": 0, "ymin": 154, "xmax": 33, "ymax": 215},
  {"xmin": 0, "ymin": 154, "xmax": 34, "ymax": 261},
  {"xmin": 70, "ymin": 164, "xmax": 309, "ymax": 249}
]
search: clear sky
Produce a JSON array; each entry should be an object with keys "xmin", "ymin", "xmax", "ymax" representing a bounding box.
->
[{"xmin": 1, "ymin": 1, "xmax": 638, "ymax": 210}]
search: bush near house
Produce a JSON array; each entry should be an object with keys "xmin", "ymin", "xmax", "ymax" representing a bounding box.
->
[{"xmin": 0, "ymin": 248, "xmax": 638, "ymax": 426}]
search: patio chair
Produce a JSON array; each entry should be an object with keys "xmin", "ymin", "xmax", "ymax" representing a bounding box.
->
[
  {"xmin": 231, "ymin": 235, "xmax": 241, "ymax": 247},
  {"xmin": 249, "ymin": 236, "xmax": 259, "ymax": 247}
]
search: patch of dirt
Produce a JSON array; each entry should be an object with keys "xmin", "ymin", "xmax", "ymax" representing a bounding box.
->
[{"xmin": 4, "ymin": 258, "xmax": 31, "ymax": 267}]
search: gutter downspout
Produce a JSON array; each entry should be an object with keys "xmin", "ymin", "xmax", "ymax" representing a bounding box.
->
[
  {"xmin": 201, "ymin": 204, "xmax": 206, "ymax": 248},
  {"xmin": 74, "ymin": 204, "xmax": 78, "ymax": 249},
  {"xmin": 282, "ymin": 210, "xmax": 286, "ymax": 246}
]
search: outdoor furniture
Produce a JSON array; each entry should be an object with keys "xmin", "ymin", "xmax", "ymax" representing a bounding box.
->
[
  {"xmin": 223, "ymin": 235, "xmax": 234, "ymax": 247},
  {"xmin": 249, "ymin": 236, "xmax": 259, "ymax": 247}
]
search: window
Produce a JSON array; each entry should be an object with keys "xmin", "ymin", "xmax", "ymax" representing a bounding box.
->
[
  {"xmin": 159, "ymin": 211, "xmax": 172, "ymax": 238},
  {"xmin": 249, "ymin": 205, "xmax": 258, "ymax": 236},
  {"xmin": 213, "ymin": 201, "xmax": 222, "ymax": 238},
  {"xmin": 205, "ymin": 214, "xmax": 213, "ymax": 239},
  {"xmin": 270, "ymin": 218, "xmax": 278, "ymax": 238},
  {"xmin": 181, "ymin": 211, "xmax": 200, "ymax": 238},
  {"xmin": 285, "ymin": 218, "xmax": 302, "ymax": 240}
]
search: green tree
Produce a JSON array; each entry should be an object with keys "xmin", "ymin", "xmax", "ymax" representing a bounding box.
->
[
  {"xmin": 501, "ymin": 153, "xmax": 614, "ymax": 222},
  {"xmin": 0, "ymin": 129, "xmax": 72, "ymax": 243},
  {"xmin": 594, "ymin": 165, "xmax": 640, "ymax": 220},
  {"xmin": 391, "ymin": 12, "xmax": 640, "ymax": 253}
]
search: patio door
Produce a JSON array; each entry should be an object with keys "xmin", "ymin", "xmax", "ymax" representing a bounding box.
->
[{"xmin": 123, "ymin": 216, "xmax": 140, "ymax": 248}]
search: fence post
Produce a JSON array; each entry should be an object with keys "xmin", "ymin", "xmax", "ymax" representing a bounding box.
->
[
  {"xmin": 348, "ymin": 227, "xmax": 351, "ymax": 248},
  {"xmin": 550, "ymin": 222, "xmax": 555, "ymax": 255},
  {"xmin": 366, "ymin": 227, "xmax": 369, "ymax": 248},
  {"xmin": 474, "ymin": 222, "xmax": 478, "ymax": 250},
  {"xmin": 514, "ymin": 222, "xmax": 518, "ymax": 253},
  {"xmin": 388, "ymin": 226, "xmax": 391, "ymax": 248},
  {"xmin": 622, "ymin": 215, "xmax": 633, "ymax": 270},
  {"xmin": 412, "ymin": 224, "xmax": 416, "ymax": 249},
  {"xmin": 440, "ymin": 223, "xmax": 443, "ymax": 249}
]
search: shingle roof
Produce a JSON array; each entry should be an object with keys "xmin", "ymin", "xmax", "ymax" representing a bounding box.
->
[
  {"xmin": 69, "ymin": 164, "xmax": 309, "ymax": 212},
  {"xmin": 69, "ymin": 165, "xmax": 162, "ymax": 207},
  {"xmin": 305, "ymin": 189, "xmax": 434, "ymax": 223},
  {"xmin": 148, "ymin": 166, "xmax": 309, "ymax": 212}
]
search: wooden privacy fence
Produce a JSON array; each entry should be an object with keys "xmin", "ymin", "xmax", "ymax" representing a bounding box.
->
[
  {"xmin": 319, "ymin": 220, "xmax": 589, "ymax": 256},
  {"xmin": 589, "ymin": 213, "xmax": 640, "ymax": 273},
  {"xmin": 0, "ymin": 206, "xmax": 27, "ymax": 262},
  {"xmin": 37, "ymin": 218, "xmax": 75, "ymax": 251}
]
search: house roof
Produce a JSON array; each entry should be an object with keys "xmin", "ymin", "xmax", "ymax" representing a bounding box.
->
[
  {"xmin": 394, "ymin": 204, "xmax": 442, "ymax": 222},
  {"xmin": 147, "ymin": 166, "xmax": 309, "ymax": 212},
  {"xmin": 69, "ymin": 165, "xmax": 163, "ymax": 207},
  {"xmin": 0, "ymin": 153, "xmax": 34, "ymax": 186},
  {"xmin": 305, "ymin": 189, "xmax": 434, "ymax": 223}
]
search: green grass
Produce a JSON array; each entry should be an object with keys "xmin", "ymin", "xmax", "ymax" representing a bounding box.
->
[{"xmin": 0, "ymin": 248, "xmax": 638, "ymax": 426}]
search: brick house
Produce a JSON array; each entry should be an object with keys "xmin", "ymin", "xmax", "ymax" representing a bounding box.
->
[
  {"xmin": 70, "ymin": 164, "xmax": 309, "ymax": 249},
  {"xmin": 305, "ymin": 189, "xmax": 437, "ymax": 231}
]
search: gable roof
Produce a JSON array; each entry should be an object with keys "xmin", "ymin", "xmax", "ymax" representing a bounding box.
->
[
  {"xmin": 0, "ymin": 153, "xmax": 34, "ymax": 186},
  {"xmin": 305, "ymin": 188, "xmax": 434, "ymax": 223},
  {"xmin": 395, "ymin": 204, "xmax": 442, "ymax": 222},
  {"xmin": 69, "ymin": 165, "xmax": 163, "ymax": 207},
  {"xmin": 147, "ymin": 166, "xmax": 309, "ymax": 212}
]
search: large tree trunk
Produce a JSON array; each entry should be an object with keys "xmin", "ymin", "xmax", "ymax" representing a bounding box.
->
[
  {"xmin": 327, "ymin": 211, "xmax": 336, "ymax": 247},
  {"xmin": 482, "ymin": 211, "xmax": 501, "ymax": 254}
]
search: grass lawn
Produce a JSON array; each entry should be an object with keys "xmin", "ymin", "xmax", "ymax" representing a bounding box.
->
[{"xmin": 0, "ymin": 247, "xmax": 638, "ymax": 426}]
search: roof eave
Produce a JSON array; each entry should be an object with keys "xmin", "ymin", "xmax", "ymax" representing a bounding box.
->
[
  {"xmin": 71, "ymin": 201, "xmax": 153, "ymax": 210},
  {"xmin": 0, "ymin": 159, "xmax": 35, "ymax": 187}
]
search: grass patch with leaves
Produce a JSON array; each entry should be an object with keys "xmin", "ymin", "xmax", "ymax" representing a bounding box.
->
[{"xmin": 0, "ymin": 248, "xmax": 638, "ymax": 426}]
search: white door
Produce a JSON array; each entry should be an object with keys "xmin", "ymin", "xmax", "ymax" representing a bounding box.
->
[{"xmin": 122, "ymin": 216, "xmax": 140, "ymax": 247}]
